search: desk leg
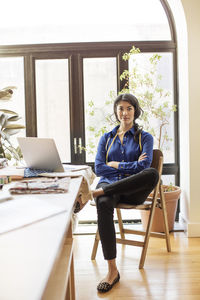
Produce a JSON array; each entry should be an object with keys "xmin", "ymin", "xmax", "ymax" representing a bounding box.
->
[
  {"xmin": 42, "ymin": 220, "xmax": 76, "ymax": 300},
  {"xmin": 65, "ymin": 223, "xmax": 75, "ymax": 300},
  {"xmin": 65, "ymin": 254, "xmax": 75, "ymax": 300}
]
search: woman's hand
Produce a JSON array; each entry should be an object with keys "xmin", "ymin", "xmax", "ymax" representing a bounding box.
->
[
  {"xmin": 138, "ymin": 152, "xmax": 147, "ymax": 162},
  {"xmin": 106, "ymin": 161, "xmax": 120, "ymax": 169}
]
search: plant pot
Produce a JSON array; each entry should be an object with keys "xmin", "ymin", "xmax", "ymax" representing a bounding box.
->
[{"xmin": 141, "ymin": 185, "xmax": 181, "ymax": 232}]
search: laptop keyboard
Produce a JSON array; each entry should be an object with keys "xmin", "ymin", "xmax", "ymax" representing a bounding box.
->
[{"xmin": 24, "ymin": 168, "xmax": 53, "ymax": 178}]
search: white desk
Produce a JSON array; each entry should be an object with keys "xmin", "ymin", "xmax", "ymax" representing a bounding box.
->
[{"xmin": 0, "ymin": 176, "xmax": 84, "ymax": 300}]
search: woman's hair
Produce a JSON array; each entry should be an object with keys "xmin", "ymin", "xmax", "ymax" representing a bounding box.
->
[{"xmin": 113, "ymin": 93, "xmax": 143, "ymax": 141}]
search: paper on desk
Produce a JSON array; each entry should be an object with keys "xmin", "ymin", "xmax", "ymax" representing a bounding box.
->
[
  {"xmin": 0, "ymin": 197, "xmax": 66, "ymax": 235},
  {"xmin": 39, "ymin": 165, "xmax": 89, "ymax": 177},
  {"xmin": 0, "ymin": 166, "xmax": 24, "ymax": 177},
  {"xmin": 9, "ymin": 177, "xmax": 70, "ymax": 194},
  {"xmin": 63, "ymin": 164, "xmax": 89, "ymax": 171},
  {"xmin": 39, "ymin": 171, "xmax": 78, "ymax": 177},
  {"xmin": 39, "ymin": 166, "xmax": 96, "ymax": 181}
]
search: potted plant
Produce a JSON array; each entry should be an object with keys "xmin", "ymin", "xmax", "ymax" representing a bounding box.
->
[
  {"xmin": 141, "ymin": 184, "xmax": 181, "ymax": 232},
  {"xmin": 0, "ymin": 86, "xmax": 25, "ymax": 164},
  {"xmin": 84, "ymin": 45, "xmax": 180, "ymax": 232}
]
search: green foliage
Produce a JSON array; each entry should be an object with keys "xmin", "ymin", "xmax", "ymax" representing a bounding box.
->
[
  {"xmin": 163, "ymin": 183, "xmax": 175, "ymax": 192},
  {"xmin": 0, "ymin": 86, "xmax": 25, "ymax": 162},
  {"xmin": 84, "ymin": 45, "xmax": 177, "ymax": 157}
]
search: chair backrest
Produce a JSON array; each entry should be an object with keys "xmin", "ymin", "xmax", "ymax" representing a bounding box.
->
[{"xmin": 150, "ymin": 149, "xmax": 163, "ymax": 174}]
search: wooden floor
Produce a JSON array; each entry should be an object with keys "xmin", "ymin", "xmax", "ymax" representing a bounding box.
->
[{"xmin": 73, "ymin": 229, "xmax": 200, "ymax": 300}]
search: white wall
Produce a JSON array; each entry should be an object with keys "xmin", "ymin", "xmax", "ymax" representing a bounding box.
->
[{"xmin": 168, "ymin": 0, "xmax": 200, "ymax": 236}]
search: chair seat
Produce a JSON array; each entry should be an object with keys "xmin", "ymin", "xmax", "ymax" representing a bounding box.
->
[
  {"xmin": 116, "ymin": 201, "xmax": 152, "ymax": 210},
  {"xmin": 91, "ymin": 199, "xmax": 152, "ymax": 210}
]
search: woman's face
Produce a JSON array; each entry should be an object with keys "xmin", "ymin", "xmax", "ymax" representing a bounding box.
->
[{"xmin": 116, "ymin": 100, "xmax": 135, "ymax": 127}]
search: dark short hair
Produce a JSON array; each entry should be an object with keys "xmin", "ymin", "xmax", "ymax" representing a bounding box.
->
[{"xmin": 113, "ymin": 93, "xmax": 142, "ymax": 123}]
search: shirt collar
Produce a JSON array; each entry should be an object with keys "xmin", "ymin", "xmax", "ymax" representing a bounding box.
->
[{"xmin": 110, "ymin": 125, "xmax": 135, "ymax": 136}]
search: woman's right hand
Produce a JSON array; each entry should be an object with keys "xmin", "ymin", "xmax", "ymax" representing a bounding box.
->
[
  {"xmin": 106, "ymin": 161, "xmax": 119, "ymax": 169},
  {"xmin": 138, "ymin": 152, "xmax": 147, "ymax": 162}
]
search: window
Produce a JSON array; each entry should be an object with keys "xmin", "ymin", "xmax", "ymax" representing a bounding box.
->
[
  {"xmin": 83, "ymin": 57, "xmax": 117, "ymax": 162},
  {"xmin": 35, "ymin": 59, "xmax": 71, "ymax": 162}
]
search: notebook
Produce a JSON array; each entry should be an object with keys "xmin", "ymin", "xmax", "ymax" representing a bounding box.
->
[{"xmin": 17, "ymin": 137, "xmax": 65, "ymax": 173}]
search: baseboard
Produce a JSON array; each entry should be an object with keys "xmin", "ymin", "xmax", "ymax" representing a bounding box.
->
[
  {"xmin": 187, "ymin": 222, "xmax": 200, "ymax": 237},
  {"xmin": 179, "ymin": 214, "xmax": 200, "ymax": 237}
]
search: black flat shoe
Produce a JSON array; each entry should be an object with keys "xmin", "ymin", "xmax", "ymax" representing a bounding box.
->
[{"xmin": 97, "ymin": 272, "xmax": 120, "ymax": 293}]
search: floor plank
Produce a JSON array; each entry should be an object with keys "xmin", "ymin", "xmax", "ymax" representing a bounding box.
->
[{"xmin": 74, "ymin": 231, "xmax": 200, "ymax": 300}]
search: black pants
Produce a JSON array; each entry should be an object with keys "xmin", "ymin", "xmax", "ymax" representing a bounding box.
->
[{"xmin": 95, "ymin": 168, "xmax": 159, "ymax": 260}]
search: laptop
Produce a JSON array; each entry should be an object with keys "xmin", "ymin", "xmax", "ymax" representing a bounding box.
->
[{"xmin": 17, "ymin": 137, "xmax": 65, "ymax": 172}]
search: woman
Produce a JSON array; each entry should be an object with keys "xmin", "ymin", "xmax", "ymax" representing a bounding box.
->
[{"xmin": 92, "ymin": 93, "xmax": 159, "ymax": 293}]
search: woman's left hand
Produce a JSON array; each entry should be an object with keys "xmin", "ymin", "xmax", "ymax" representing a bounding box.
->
[
  {"xmin": 106, "ymin": 161, "xmax": 120, "ymax": 169},
  {"xmin": 138, "ymin": 152, "xmax": 147, "ymax": 162}
]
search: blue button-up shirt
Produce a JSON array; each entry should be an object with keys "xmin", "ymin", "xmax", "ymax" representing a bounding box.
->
[{"xmin": 95, "ymin": 125, "xmax": 153, "ymax": 184}]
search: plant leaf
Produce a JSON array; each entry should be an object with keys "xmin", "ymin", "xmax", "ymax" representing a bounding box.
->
[
  {"xmin": 3, "ymin": 128, "xmax": 20, "ymax": 136},
  {"xmin": 0, "ymin": 130, "xmax": 10, "ymax": 142},
  {"xmin": 4, "ymin": 124, "xmax": 25, "ymax": 129},
  {"xmin": 6, "ymin": 146, "xmax": 20, "ymax": 161},
  {"xmin": 0, "ymin": 88, "xmax": 13, "ymax": 100},
  {"xmin": 0, "ymin": 109, "xmax": 18, "ymax": 115},
  {"xmin": 1, "ymin": 86, "xmax": 17, "ymax": 91},
  {"xmin": 0, "ymin": 114, "xmax": 8, "ymax": 126},
  {"xmin": 8, "ymin": 115, "xmax": 21, "ymax": 122}
]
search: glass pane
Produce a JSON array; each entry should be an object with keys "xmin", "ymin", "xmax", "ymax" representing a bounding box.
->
[
  {"xmin": 128, "ymin": 52, "xmax": 175, "ymax": 163},
  {"xmin": 0, "ymin": 57, "xmax": 26, "ymax": 162},
  {"xmin": 35, "ymin": 59, "xmax": 71, "ymax": 162},
  {"xmin": 83, "ymin": 57, "xmax": 117, "ymax": 162},
  {"xmin": 161, "ymin": 175, "xmax": 175, "ymax": 186},
  {"xmin": 1, "ymin": 0, "xmax": 171, "ymax": 45}
]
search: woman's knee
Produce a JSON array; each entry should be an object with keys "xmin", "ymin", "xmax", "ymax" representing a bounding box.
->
[
  {"xmin": 96, "ymin": 195, "xmax": 114, "ymax": 213},
  {"xmin": 144, "ymin": 168, "xmax": 159, "ymax": 187}
]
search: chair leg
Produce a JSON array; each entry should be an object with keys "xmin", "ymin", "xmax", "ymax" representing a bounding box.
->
[
  {"xmin": 91, "ymin": 229, "xmax": 100, "ymax": 260},
  {"xmin": 159, "ymin": 185, "xmax": 171, "ymax": 252},
  {"xmin": 116, "ymin": 208, "xmax": 125, "ymax": 239},
  {"xmin": 139, "ymin": 186, "xmax": 159, "ymax": 269}
]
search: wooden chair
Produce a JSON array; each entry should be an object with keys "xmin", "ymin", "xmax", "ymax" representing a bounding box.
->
[{"xmin": 91, "ymin": 149, "xmax": 171, "ymax": 269}]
